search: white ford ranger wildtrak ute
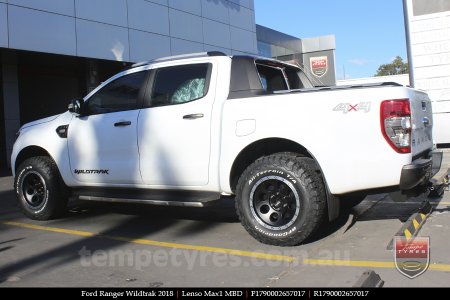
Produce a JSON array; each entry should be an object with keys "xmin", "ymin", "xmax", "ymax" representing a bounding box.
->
[{"xmin": 11, "ymin": 52, "xmax": 443, "ymax": 246}]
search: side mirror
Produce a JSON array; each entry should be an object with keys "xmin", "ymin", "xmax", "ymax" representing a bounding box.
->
[{"xmin": 68, "ymin": 99, "xmax": 83, "ymax": 116}]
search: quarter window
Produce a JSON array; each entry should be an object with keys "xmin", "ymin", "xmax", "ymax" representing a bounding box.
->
[
  {"xmin": 150, "ymin": 64, "xmax": 210, "ymax": 107},
  {"xmin": 86, "ymin": 71, "xmax": 147, "ymax": 115},
  {"xmin": 256, "ymin": 64, "xmax": 288, "ymax": 92},
  {"xmin": 285, "ymin": 68, "xmax": 303, "ymax": 89}
]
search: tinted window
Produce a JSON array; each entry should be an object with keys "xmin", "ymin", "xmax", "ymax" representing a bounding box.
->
[
  {"xmin": 285, "ymin": 68, "xmax": 302, "ymax": 89},
  {"xmin": 256, "ymin": 64, "xmax": 288, "ymax": 92},
  {"xmin": 86, "ymin": 71, "xmax": 147, "ymax": 115},
  {"xmin": 151, "ymin": 64, "xmax": 210, "ymax": 107}
]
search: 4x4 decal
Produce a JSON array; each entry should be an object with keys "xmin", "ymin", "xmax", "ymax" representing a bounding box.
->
[{"xmin": 333, "ymin": 102, "xmax": 371, "ymax": 114}]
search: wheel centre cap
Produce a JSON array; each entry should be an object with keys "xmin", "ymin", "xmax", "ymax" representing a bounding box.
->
[{"xmin": 270, "ymin": 194, "xmax": 283, "ymax": 210}]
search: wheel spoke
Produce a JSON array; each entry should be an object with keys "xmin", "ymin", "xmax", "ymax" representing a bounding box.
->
[
  {"xmin": 21, "ymin": 172, "xmax": 46, "ymax": 208},
  {"xmin": 279, "ymin": 183, "xmax": 291, "ymax": 196},
  {"xmin": 264, "ymin": 182, "xmax": 275, "ymax": 193},
  {"xmin": 268, "ymin": 212, "xmax": 286, "ymax": 227},
  {"xmin": 258, "ymin": 207, "xmax": 278, "ymax": 225},
  {"xmin": 30, "ymin": 194, "xmax": 40, "ymax": 203},
  {"xmin": 26, "ymin": 177, "xmax": 35, "ymax": 188},
  {"xmin": 254, "ymin": 199, "xmax": 270, "ymax": 212},
  {"xmin": 251, "ymin": 177, "xmax": 300, "ymax": 229},
  {"xmin": 280, "ymin": 205, "xmax": 294, "ymax": 221}
]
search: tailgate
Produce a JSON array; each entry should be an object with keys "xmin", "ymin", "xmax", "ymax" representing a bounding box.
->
[{"xmin": 410, "ymin": 90, "xmax": 433, "ymax": 156}]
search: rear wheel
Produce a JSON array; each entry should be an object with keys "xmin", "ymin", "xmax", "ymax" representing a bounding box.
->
[
  {"xmin": 235, "ymin": 154, "xmax": 326, "ymax": 246},
  {"xmin": 15, "ymin": 156, "xmax": 68, "ymax": 220}
]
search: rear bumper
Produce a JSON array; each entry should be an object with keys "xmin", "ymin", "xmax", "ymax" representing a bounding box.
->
[{"xmin": 399, "ymin": 151, "xmax": 442, "ymax": 190}]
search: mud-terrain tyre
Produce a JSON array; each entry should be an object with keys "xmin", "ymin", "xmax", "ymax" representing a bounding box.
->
[
  {"xmin": 14, "ymin": 156, "xmax": 68, "ymax": 220},
  {"xmin": 235, "ymin": 154, "xmax": 326, "ymax": 246}
]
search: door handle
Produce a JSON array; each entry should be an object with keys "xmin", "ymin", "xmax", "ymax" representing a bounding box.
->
[
  {"xmin": 114, "ymin": 121, "xmax": 131, "ymax": 127},
  {"xmin": 183, "ymin": 113, "xmax": 204, "ymax": 120}
]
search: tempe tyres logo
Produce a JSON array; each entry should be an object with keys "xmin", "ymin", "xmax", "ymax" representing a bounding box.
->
[
  {"xmin": 394, "ymin": 237, "xmax": 430, "ymax": 279},
  {"xmin": 310, "ymin": 56, "xmax": 328, "ymax": 78}
]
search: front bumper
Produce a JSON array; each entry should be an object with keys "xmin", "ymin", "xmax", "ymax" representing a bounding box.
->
[{"xmin": 399, "ymin": 151, "xmax": 442, "ymax": 190}]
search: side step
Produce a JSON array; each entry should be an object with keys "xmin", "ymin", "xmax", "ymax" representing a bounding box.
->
[{"xmin": 74, "ymin": 188, "xmax": 221, "ymax": 208}]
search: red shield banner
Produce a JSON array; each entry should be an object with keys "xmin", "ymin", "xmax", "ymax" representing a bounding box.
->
[
  {"xmin": 394, "ymin": 237, "xmax": 430, "ymax": 279},
  {"xmin": 310, "ymin": 56, "xmax": 328, "ymax": 78}
]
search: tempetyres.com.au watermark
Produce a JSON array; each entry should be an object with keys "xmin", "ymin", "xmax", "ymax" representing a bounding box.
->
[{"xmin": 78, "ymin": 246, "xmax": 351, "ymax": 271}]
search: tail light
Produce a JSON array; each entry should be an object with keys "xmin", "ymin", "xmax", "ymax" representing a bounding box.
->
[{"xmin": 381, "ymin": 99, "xmax": 411, "ymax": 154}]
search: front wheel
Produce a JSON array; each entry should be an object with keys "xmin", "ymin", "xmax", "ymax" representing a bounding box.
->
[
  {"xmin": 235, "ymin": 154, "xmax": 326, "ymax": 246},
  {"xmin": 14, "ymin": 156, "xmax": 68, "ymax": 220}
]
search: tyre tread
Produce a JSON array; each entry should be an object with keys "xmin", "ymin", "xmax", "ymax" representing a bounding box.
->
[
  {"xmin": 15, "ymin": 156, "xmax": 67, "ymax": 220},
  {"xmin": 235, "ymin": 153, "xmax": 326, "ymax": 246}
]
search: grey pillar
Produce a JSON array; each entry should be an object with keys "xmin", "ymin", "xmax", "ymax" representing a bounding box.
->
[
  {"xmin": 2, "ymin": 51, "xmax": 21, "ymax": 169},
  {"xmin": 403, "ymin": 0, "xmax": 415, "ymax": 88}
]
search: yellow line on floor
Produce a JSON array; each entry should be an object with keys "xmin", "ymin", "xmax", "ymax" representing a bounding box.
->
[
  {"xmin": 2, "ymin": 221, "xmax": 96, "ymax": 237},
  {"xmin": 364, "ymin": 201, "xmax": 450, "ymax": 205},
  {"xmin": 4, "ymin": 221, "xmax": 450, "ymax": 271},
  {"xmin": 304, "ymin": 258, "xmax": 394, "ymax": 268},
  {"xmin": 303, "ymin": 259, "xmax": 450, "ymax": 272},
  {"xmin": 0, "ymin": 221, "xmax": 295, "ymax": 262},
  {"xmin": 429, "ymin": 264, "xmax": 450, "ymax": 272}
]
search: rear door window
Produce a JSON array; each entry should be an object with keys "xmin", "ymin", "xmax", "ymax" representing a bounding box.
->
[{"xmin": 150, "ymin": 64, "xmax": 211, "ymax": 107}]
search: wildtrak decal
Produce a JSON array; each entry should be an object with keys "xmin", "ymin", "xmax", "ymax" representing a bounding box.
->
[{"xmin": 74, "ymin": 169, "xmax": 109, "ymax": 175}]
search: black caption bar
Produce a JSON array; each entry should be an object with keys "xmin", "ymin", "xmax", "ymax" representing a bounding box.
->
[{"xmin": 4, "ymin": 288, "xmax": 439, "ymax": 298}]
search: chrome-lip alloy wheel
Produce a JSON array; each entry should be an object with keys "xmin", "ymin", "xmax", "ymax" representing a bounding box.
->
[
  {"xmin": 22, "ymin": 171, "xmax": 47, "ymax": 210},
  {"xmin": 249, "ymin": 176, "xmax": 300, "ymax": 231}
]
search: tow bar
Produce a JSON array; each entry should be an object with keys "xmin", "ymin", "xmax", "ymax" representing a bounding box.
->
[{"xmin": 428, "ymin": 169, "xmax": 449, "ymax": 198}]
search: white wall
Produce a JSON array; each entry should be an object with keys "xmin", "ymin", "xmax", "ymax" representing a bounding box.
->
[
  {"xmin": 406, "ymin": 0, "xmax": 450, "ymax": 144},
  {"xmin": 1, "ymin": 0, "xmax": 257, "ymax": 62},
  {"xmin": 337, "ymin": 74, "xmax": 410, "ymax": 86}
]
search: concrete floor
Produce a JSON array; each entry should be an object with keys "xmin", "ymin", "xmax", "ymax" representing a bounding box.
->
[{"xmin": 0, "ymin": 154, "xmax": 449, "ymax": 287}]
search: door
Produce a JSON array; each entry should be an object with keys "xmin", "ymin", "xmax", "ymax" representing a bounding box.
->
[
  {"xmin": 68, "ymin": 70, "xmax": 148, "ymax": 184},
  {"xmin": 138, "ymin": 63, "xmax": 215, "ymax": 186}
]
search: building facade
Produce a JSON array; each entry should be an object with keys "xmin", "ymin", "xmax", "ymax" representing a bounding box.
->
[
  {"xmin": 0, "ymin": 0, "xmax": 338, "ymax": 170},
  {"xmin": 256, "ymin": 25, "xmax": 336, "ymax": 86},
  {"xmin": 405, "ymin": 0, "xmax": 450, "ymax": 145},
  {"xmin": 0, "ymin": 0, "xmax": 258, "ymax": 169}
]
